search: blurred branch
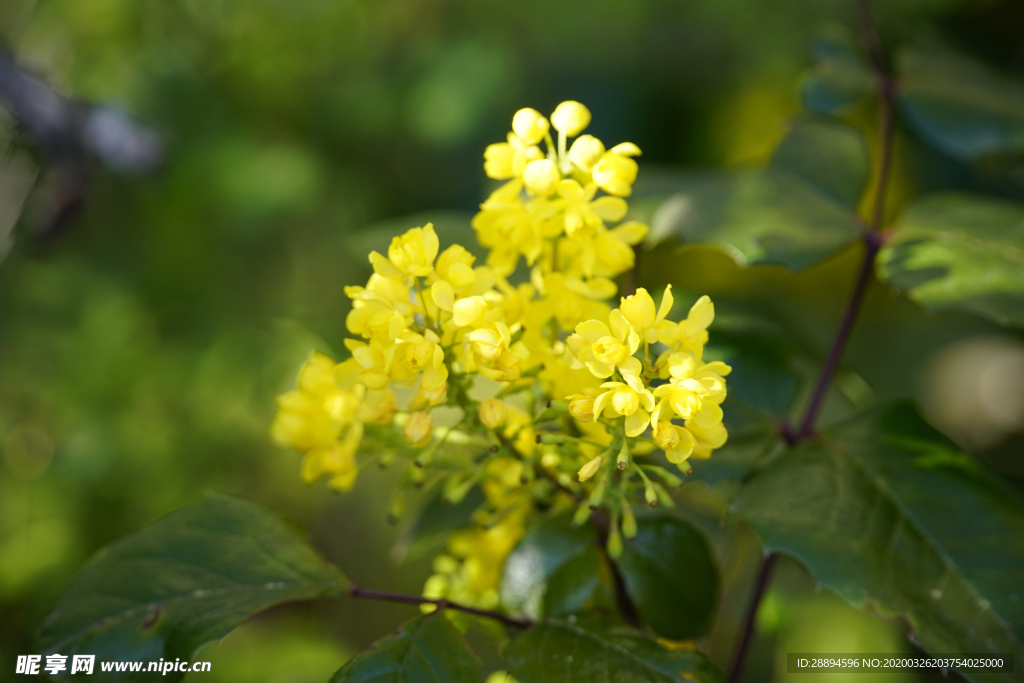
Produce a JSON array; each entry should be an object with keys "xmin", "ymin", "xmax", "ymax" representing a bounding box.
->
[
  {"xmin": 0, "ymin": 46, "xmax": 163, "ymax": 244},
  {"xmin": 0, "ymin": 48, "xmax": 162, "ymax": 171},
  {"xmin": 727, "ymin": 553, "xmax": 778, "ymax": 683}
]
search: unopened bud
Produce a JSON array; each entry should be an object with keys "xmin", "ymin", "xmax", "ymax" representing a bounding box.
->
[
  {"xmin": 551, "ymin": 101, "xmax": 591, "ymax": 137},
  {"xmin": 616, "ymin": 441, "xmax": 630, "ymax": 470},
  {"xmin": 578, "ymin": 455, "xmax": 603, "ymax": 482},
  {"xmin": 567, "ymin": 394, "xmax": 596, "ymax": 422},
  {"xmin": 403, "ymin": 411, "xmax": 433, "ymax": 448},
  {"xmin": 478, "ymin": 398, "xmax": 508, "ymax": 430},
  {"xmin": 621, "ymin": 502, "xmax": 638, "ymax": 539}
]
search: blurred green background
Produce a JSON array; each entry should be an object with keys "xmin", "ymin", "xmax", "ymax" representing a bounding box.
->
[{"xmin": 1, "ymin": 0, "xmax": 1023, "ymax": 681}]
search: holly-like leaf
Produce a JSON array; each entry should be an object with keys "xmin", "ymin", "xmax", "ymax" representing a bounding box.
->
[
  {"xmin": 898, "ymin": 44, "xmax": 1024, "ymax": 161},
  {"xmin": 617, "ymin": 513, "xmax": 718, "ymax": 640},
  {"xmin": 329, "ymin": 614, "xmax": 480, "ymax": 683},
  {"xmin": 879, "ymin": 192, "xmax": 1024, "ymax": 327},
  {"xmin": 647, "ymin": 121, "xmax": 866, "ymax": 270},
  {"xmin": 505, "ymin": 616, "xmax": 726, "ymax": 683},
  {"xmin": 500, "ymin": 516, "xmax": 599, "ymax": 619},
  {"xmin": 36, "ymin": 493, "xmax": 348, "ymax": 681},
  {"xmin": 733, "ymin": 402, "xmax": 1024, "ymax": 683}
]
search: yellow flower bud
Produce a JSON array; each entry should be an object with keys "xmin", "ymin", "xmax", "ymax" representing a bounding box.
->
[
  {"xmin": 578, "ymin": 455, "xmax": 603, "ymax": 481},
  {"xmin": 567, "ymin": 134, "xmax": 605, "ymax": 171},
  {"xmin": 593, "ymin": 153, "xmax": 639, "ymax": 197},
  {"xmin": 403, "ymin": 411, "xmax": 433, "ymax": 447},
  {"xmin": 479, "ymin": 398, "xmax": 508, "ymax": 429},
  {"xmin": 551, "ymin": 101, "xmax": 591, "ymax": 137},
  {"xmin": 523, "ymin": 158, "xmax": 560, "ymax": 196},
  {"xmin": 566, "ymin": 394, "xmax": 596, "ymax": 422},
  {"xmin": 511, "ymin": 107, "xmax": 550, "ymax": 145}
]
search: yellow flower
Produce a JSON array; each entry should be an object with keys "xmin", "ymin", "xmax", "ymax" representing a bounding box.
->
[
  {"xmin": 484, "ymin": 134, "xmax": 542, "ymax": 180},
  {"xmin": 551, "ymin": 101, "xmax": 591, "ymax": 137},
  {"xmin": 651, "ymin": 354, "xmax": 725, "ymax": 428},
  {"xmin": 404, "ymin": 411, "xmax": 434, "ymax": 447},
  {"xmin": 659, "ymin": 295, "xmax": 714, "ymax": 358},
  {"xmin": 555, "ymin": 179, "xmax": 628, "ymax": 240},
  {"xmin": 369, "ymin": 223, "xmax": 439, "ymax": 278},
  {"xmin": 301, "ymin": 424, "xmax": 363, "ymax": 492},
  {"xmin": 592, "ymin": 143, "xmax": 641, "ymax": 197},
  {"xmin": 620, "ymin": 285, "xmax": 673, "ymax": 344},
  {"xmin": 592, "ymin": 381, "xmax": 655, "ymax": 437},
  {"xmin": 652, "ymin": 419, "xmax": 695, "ymax": 464},
  {"xmin": 345, "ymin": 274, "xmax": 413, "ymax": 341},
  {"xmin": 568, "ymin": 309, "xmax": 642, "ymax": 380},
  {"xmin": 564, "ymin": 221, "xmax": 647, "ymax": 278},
  {"xmin": 479, "ymin": 398, "xmax": 508, "ymax": 429},
  {"xmin": 511, "ymin": 107, "xmax": 550, "ymax": 145},
  {"xmin": 685, "ymin": 418, "xmax": 728, "ymax": 459},
  {"xmin": 523, "ymin": 159, "xmax": 561, "ymax": 197}
]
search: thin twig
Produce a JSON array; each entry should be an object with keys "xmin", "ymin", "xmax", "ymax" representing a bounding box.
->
[
  {"xmin": 793, "ymin": 0, "xmax": 896, "ymax": 442},
  {"xmin": 728, "ymin": 553, "xmax": 778, "ymax": 683},
  {"xmin": 349, "ymin": 585, "xmax": 532, "ymax": 629},
  {"xmin": 732, "ymin": 3, "xmax": 897, "ymax": 679}
]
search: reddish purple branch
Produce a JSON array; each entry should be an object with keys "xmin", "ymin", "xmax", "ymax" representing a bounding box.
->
[{"xmin": 349, "ymin": 585, "xmax": 532, "ymax": 629}]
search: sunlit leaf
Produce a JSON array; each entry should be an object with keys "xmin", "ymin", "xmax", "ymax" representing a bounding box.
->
[
  {"xmin": 879, "ymin": 192, "xmax": 1024, "ymax": 327},
  {"xmin": 36, "ymin": 494, "xmax": 348, "ymax": 682},
  {"xmin": 505, "ymin": 616, "xmax": 726, "ymax": 683},
  {"xmin": 329, "ymin": 614, "xmax": 480, "ymax": 683},
  {"xmin": 647, "ymin": 121, "xmax": 866, "ymax": 270},
  {"xmin": 500, "ymin": 516, "xmax": 599, "ymax": 620},
  {"xmin": 734, "ymin": 402, "xmax": 1024, "ymax": 682}
]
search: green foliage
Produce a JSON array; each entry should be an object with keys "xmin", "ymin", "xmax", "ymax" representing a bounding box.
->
[
  {"xmin": 618, "ymin": 513, "xmax": 718, "ymax": 640},
  {"xmin": 879, "ymin": 193, "xmax": 1024, "ymax": 327},
  {"xmin": 734, "ymin": 402, "xmax": 1024, "ymax": 682},
  {"xmin": 647, "ymin": 120, "xmax": 867, "ymax": 269},
  {"xmin": 36, "ymin": 494, "xmax": 348, "ymax": 681},
  {"xmin": 505, "ymin": 617, "xmax": 726, "ymax": 683},
  {"xmin": 328, "ymin": 614, "xmax": 480, "ymax": 683},
  {"xmin": 500, "ymin": 516, "xmax": 600, "ymax": 620},
  {"xmin": 898, "ymin": 44, "xmax": 1024, "ymax": 161}
]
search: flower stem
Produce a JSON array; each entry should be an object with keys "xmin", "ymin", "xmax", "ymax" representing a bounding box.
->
[
  {"xmin": 349, "ymin": 584, "xmax": 532, "ymax": 629},
  {"xmin": 733, "ymin": 3, "xmax": 896, "ymax": 679},
  {"xmin": 792, "ymin": 0, "xmax": 895, "ymax": 442},
  {"xmin": 727, "ymin": 553, "xmax": 778, "ymax": 683}
]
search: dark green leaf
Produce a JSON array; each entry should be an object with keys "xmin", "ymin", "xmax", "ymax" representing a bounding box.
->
[
  {"xmin": 618, "ymin": 514, "xmax": 718, "ymax": 640},
  {"xmin": 879, "ymin": 192, "xmax": 1024, "ymax": 327},
  {"xmin": 734, "ymin": 402, "xmax": 1024, "ymax": 682},
  {"xmin": 898, "ymin": 44, "xmax": 1024, "ymax": 161},
  {"xmin": 801, "ymin": 30, "xmax": 874, "ymax": 115},
  {"xmin": 770, "ymin": 119, "xmax": 869, "ymax": 209},
  {"xmin": 36, "ymin": 493, "xmax": 347, "ymax": 681},
  {"xmin": 505, "ymin": 616, "xmax": 726, "ymax": 683},
  {"xmin": 329, "ymin": 614, "xmax": 480, "ymax": 683},
  {"xmin": 646, "ymin": 167, "xmax": 861, "ymax": 270},
  {"xmin": 542, "ymin": 546, "xmax": 602, "ymax": 618},
  {"xmin": 500, "ymin": 516, "xmax": 599, "ymax": 619},
  {"xmin": 394, "ymin": 486, "xmax": 486, "ymax": 562}
]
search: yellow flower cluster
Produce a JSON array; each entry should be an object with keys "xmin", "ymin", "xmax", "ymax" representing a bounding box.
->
[{"xmin": 271, "ymin": 101, "xmax": 730, "ymax": 612}]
